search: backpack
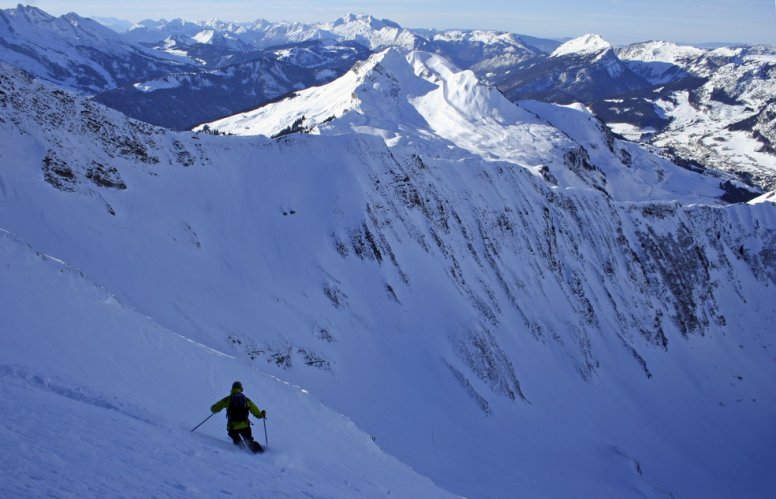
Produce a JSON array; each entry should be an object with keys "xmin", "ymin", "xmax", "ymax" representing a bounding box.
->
[{"xmin": 227, "ymin": 392, "xmax": 249, "ymax": 422}]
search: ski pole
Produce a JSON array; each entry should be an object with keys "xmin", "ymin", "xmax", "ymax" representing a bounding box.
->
[
  {"xmin": 191, "ymin": 412, "xmax": 215, "ymax": 432},
  {"xmin": 263, "ymin": 417, "xmax": 269, "ymax": 447}
]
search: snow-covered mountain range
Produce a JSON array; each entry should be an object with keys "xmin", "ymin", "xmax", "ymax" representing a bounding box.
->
[
  {"xmin": 609, "ymin": 43, "xmax": 776, "ymax": 190},
  {"xmin": 491, "ymin": 34, "xmax": 648, "ymax": 105},
  {"xmin": 200, "ymin": 48, "xmax": 751, "ymax": 204},
  {"xmin": 0, "ymin": 5, "xmax": 193, "ymax": 93},
  {"xmin": 93, "ymin": 41, "xmax": 370, "ymax": 130},
  {"xmin": 485, "ymin": 34, "xmax": 776, "ymax": 190},
  {"xmin": 0, "ymin": 6, "xmax": 776, "ymax": 194},
  {"xmin": 2, "ymin": 5, "xmax": 776, "ymax": 499},
  {"xmin": 125, "ymin": 13, "xmax": 427, "ymax": 52},
  {"xmin": 2, "ymin": 5, "xmax": 773, "ymax": 194}
]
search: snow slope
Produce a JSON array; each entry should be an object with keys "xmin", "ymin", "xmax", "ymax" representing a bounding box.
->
[
  {"xmin": 551, "ymin": 34, "xmax": 612, "ymax": 58},
  {"xmin": 750, "ymin": 190, "xmax": 776, "ymax": 204},
  {"xmin": 0, "ymin": 229, "xmax": 453, "ymax": 498},
  {"xmin": 2, "ymin": 55, "xmax": 776, "ymax": 499}
]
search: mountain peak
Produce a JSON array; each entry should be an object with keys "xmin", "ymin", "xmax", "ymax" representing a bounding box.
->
[
  {"xmin": 320, "ymin": 14, "xmax": 420, "ymax": 50},
  {"xmin": 551, "ymin": 34, "xmax": 612, "ymax": 57},
  {"xmin": 332, "ymin": 13, "xmax": 401, "ymax": 30},
  {"xmin": 5, "ymin": 4, "xmax": 54, "ymax": 23},
  {"xmin": 617, "ymin": 40, "xmax": 706, "ymax": 63},
  {"xmin": 196, "ymin": 47, "xmax": 421, "ymax": 137}
]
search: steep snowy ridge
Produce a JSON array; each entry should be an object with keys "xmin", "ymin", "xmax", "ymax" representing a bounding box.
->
[
  {"xmin": 204, "ymin": 48, "xmax": 738, "ymax": 204},
  {"xmin": 2, "ymin": 62, "xmax": 776, "ymax": 498},
  {"xmin": 21, "ymin": 8, "xmax": 760, "ymax": 197},
  {"xmin": 751, "ymin": 190, "xmax": 776, "ymax": 204},
  {"xmin": 7, "ymin": 4, "xmax": 769, "ymax": 196}
]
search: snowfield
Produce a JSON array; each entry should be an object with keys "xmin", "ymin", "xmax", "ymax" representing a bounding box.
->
[{"xmin": 0, "ymin": 230, "xmax": 453, "ymax": 498}]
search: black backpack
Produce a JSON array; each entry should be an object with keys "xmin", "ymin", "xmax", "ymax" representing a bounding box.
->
[{"xmin": 227, "ymin": 392, "xmax": 249, "ymax": 422}]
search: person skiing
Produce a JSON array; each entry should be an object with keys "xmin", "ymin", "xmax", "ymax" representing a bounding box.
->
[{"xmin": 211, "ymin": 381, "xmax": 266, "ymax": 453}]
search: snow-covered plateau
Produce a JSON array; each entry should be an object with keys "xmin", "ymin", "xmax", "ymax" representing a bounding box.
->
[{"xmin": 1, "ymin": 6, "xmax": 776, "ymax": 499}]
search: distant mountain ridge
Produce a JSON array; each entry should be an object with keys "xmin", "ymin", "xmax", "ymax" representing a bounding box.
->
[
  {"xmin": 0, "ymin": 5, "xmax": 193, "ymax": 93},
  {"xmin": 93, "ymin": 41, "xmax": 370, "ymax": 130},
  {"xmin": 1, "ymin": 4, "xmax": 774, "ymax": 192},
  {"xmin": 123, "ymin": 13, "xmax": 428, "ymax": 51},
  {"xmin": 478, "ymin": 34, "xmax": 776, "ymax": 191},
  {"xmin": 201, "ymin": 47, "xmax": 754, "ymax": 204},
  {"xmin": 491, "ymin": 33, "xmax": 648, "ymax": 104}
]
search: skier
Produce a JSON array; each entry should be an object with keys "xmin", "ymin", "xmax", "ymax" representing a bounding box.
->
[{"xmin": 211, "ymin": 381, "xmax": 267, "ymax": 453}]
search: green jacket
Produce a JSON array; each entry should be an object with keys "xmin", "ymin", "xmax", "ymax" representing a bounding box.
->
[{"xmin": 211, "ymin": 387, "xmax": 264, "ymax": 430}]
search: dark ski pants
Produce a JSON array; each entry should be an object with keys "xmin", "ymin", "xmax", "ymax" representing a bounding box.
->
[
  {"xmin": 228, "ymin": 426, "xmax": 255, "ymax": 446},
  {"xmin": 228, "ymin": 425, "xmax": 264, "ymax": 453}
]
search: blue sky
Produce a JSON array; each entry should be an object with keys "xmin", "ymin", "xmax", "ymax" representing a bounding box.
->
[{"xmin": 5, "ymin": 1, "xmax": 776, "ymax": 44}]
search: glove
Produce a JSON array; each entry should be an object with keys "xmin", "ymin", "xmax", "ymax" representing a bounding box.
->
[{"xmin": 259, "ymin": 410, "xmax": 267, "ymax": 419}]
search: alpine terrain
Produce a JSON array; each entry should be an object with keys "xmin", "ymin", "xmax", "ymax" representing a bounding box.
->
[
  {"xmin": 1, "ymin": 5, "xmax": 775, "ymax": 499},
  {"xmin": 486, "ymin": 33, "xmax": 776, "ymax": 192}
]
